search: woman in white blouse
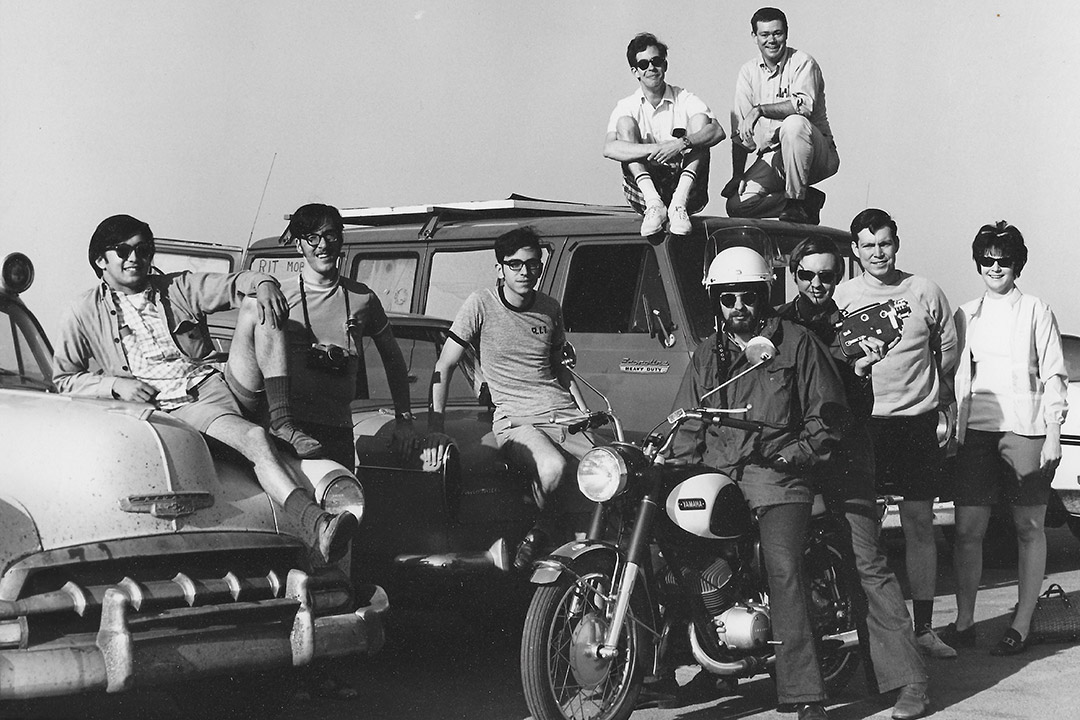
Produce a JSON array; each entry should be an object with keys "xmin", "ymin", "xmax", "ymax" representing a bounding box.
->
[{"xmin": 943, "ymin": 222, "xmax": 1068, "ymax": 656}]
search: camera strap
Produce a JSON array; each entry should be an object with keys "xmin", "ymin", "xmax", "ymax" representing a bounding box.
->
[{"xmin": 298, "ymin": 275, "xmax": 353, "ymax": 353}]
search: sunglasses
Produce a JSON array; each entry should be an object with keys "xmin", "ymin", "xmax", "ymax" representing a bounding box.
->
[
  {"xmin": 633, "ymin": 56, "xmax": 667, "ymax": 71},
  {"xmin": 795, "ymin": 268, "xmax": 839, "ymax": 284},
  {"xmin": 501, "ymin": 258, "xmax": 543, "ymax": 274},
  {"xmin": 107, "ymin": 242, "xmax": 154, "ymax": 261},
  {"xmin": 301, "ymin": 232, "xmax": 343, "ymax": 248},
  {"xmin": 977, "ymin": 255, "xmax": 1015, "ymax": 269},
  {"xmin": 717, "ymin": 290, "xmax": 762, "ymax": 308}
]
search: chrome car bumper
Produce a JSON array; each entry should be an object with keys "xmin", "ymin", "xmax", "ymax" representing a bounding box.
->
[{"xmin": 0, "ymin": 570, "xmax": 388, "ymax": 700}]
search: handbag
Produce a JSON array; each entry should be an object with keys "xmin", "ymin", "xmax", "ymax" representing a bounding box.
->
[{"xmin": 1030, "ymin": 584, "xmax": 1080, "ymax": 643}]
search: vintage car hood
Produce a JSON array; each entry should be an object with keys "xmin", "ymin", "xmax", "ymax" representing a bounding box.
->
[{"xmin": 0, "ymin": 390, "xmax": 282, "ymax": 568}]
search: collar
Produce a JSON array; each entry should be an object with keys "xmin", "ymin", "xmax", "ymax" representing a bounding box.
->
[
  {"xmin": 634, "ymin": 83, "xmax": 675, "ymax": 108},
  {"xmin": 757, "ymin": 46, "xmax": 795, "ymax": 74},
  {"xmin": 102, "ymin": 279, "xmax": 156, "ymax": 305},
  {"xmin": 971, "ymin": 286, "xmax": 1022, "ymax": 315},
  {"xmin": 497, "ymin": 283, "xmax": 535, "ymax": 313},
  {"xmin": 794, "ymin": 294, "xmax": 837, "ymax": 323}
]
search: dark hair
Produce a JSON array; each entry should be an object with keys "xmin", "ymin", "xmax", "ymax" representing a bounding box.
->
[
  {"xmin": 751, "ymin": 7, "xmax": 788, "ymax": 33},
  {"xmin": 88, "ymin": 214, "xmax": 153, "ymax": 277},
  {"xmin": 494, "ymin": 226, "xmax": 542, "ymax": 262},
  {"xmin": 849, "ymin": 208, "xmax": 898, "ymax": 244},
  {"xmin": 626, "ymin": 33, "xmax": 668, "ymax": 67},
  {"xmin": 788, "ymin": 235, "xmax": 844, "ymax": 276},
  {"xmin": 972, "ymin": 221, "xmax": 1027, "ymax": 276},
  {"xmin": 286, "ymin": 203, "xmax": 344, "ymax": 243}
]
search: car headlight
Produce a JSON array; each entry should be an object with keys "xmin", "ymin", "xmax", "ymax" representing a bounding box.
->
[
  {"xmin": 321, "ymin": 476, "xmax": 366, "ymax": 524},
  {"xmin": 577, "ymin": 447, "xmax": 629, "ymax": 502}
]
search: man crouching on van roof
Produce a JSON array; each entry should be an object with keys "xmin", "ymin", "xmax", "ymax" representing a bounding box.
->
[
  {"xmin": 604, "ymin": 32, "xmax": 726, "ymax": 238},
  {"xmin": 229, "ymin": 202, "xmax": 420, "ymax": 469},
  {"xmin": 429, "ymin": 226, "xmax": 591, "ymax": 572},
  {"xmin": 52, "ymin": 213, "xmax": 356, "ymax": 565}
]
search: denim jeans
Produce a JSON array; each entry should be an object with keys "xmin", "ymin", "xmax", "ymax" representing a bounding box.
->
[
  {"xmin": 845, "ymin": 507, "xmax": 927, "ymax": 692},
  {"xmin": 757, "ymin": 502, "xmax": 827, "ymax": 704}
]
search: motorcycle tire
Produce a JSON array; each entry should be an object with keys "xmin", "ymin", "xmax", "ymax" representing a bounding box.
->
[
  {"xmin": 805, "ymin": 530, "xmax": 862, "ymax": 695},
  {"xmin": 520, "ymin": 557, "xmax": 647, "ymax": 720}
]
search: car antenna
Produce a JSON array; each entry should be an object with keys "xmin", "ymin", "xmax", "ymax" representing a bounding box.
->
[{"xmin": 246, "ymin": 152, "xmax": 277, "ymax": 254}]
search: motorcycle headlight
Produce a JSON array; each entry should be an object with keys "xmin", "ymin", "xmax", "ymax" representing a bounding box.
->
[{"xmin": 577, "ymin": 447, "xmax": 629, "ymax": 502}]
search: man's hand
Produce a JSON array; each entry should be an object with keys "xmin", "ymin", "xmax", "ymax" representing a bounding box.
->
[
  {"xmin": 255, "ymin": 281, "xmax": 289, "ymax": 328},
  {"xmin": 648, "ymin": 139, "xmax": 685, "ymax": 166},
  {"xmin": 420, "ymin": 432, "xmax": 454, "ymax": 471},
  {"xmin": 853, "ymin": 336, "xmax": 890, "ymax": 377},
  {"xmin": 738, "ymin": 106, "xmax": 763, "ymax": 147},
  {"xmin": 1043, "ymin": 424, "xmax": 1062, "ymax": 475},
  {"xmin": 721, "ymin": 175, "xmax": 746, "ymax": 200},
  {"xmin": 388, "ymin": 423, "xmax": 419, "ymax": 458},
  {"xmin": 113, "ymin": 378, "xmax": 158, "ymax": 403}
]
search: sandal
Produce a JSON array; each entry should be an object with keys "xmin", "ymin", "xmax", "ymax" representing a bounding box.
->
[{"xmin": 990, "ymin": 628, "xmax": 1027, "ymax": 656}]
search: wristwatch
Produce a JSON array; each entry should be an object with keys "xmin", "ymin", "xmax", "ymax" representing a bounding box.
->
[
  {"xmin": 680, "ymin": 136, "xmax": 693, "ymax": 151},
  {"xmin": 395, "ymin": 411, "xmax": 416, "ymax": 424}
]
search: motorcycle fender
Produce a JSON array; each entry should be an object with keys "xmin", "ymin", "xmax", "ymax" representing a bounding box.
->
[{"xmin": 528, "ymin": 541, "xmax": 620, "ymax": 585}]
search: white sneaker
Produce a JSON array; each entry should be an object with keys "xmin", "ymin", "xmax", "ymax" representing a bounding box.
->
[
  {"xmin": 668, "ymin": 205, "xmax": 691, "ymax": 235},
  {"xmin": 916, "ymin": 628, "xmax": 957, "ymax": 659},
  {"xmin": 640, "ymin": 204, "xmax": 666, "ymax": 236}
]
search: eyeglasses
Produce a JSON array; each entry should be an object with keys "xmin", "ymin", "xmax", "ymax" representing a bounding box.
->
[
  {"xmin": 107, "ymin": 242, "xmax": 154, "ymax": 261},
  {"xmin": 501, "ymin": 258, "xmax": 543, "ymax": 274},
  {"xmin": 795, "ymin": 268, "xmax": 839, "ymax": 284},
  {"xmin": 977, "ymin": 255, "xmax": 1015, "ymax": 269},
  {"xmin": 633, "ymin": 56, "xmax": 667, "ymax": 71},
  {"xmin": 301, "ymin": 232, "xmax": 343, "ymax": 248},
  {"xmin": 717, "ymin": 290, "xmax": 763, "ymax": 308}
]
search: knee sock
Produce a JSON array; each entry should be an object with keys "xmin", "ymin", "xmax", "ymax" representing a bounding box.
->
[
  {"xmin": 283, "ymin": 488, "xmax": 325, "ymax": 541},
  {"xmin": 635, "ymin": 173, "xmax": 663, "ymax": 207},
  {"xmin": 913, "ymin": 599, "xmax": 934, "ymax": 633},
  {"xmin": 265, "ymin": 375, "xmax": 294, "ymax": 430},
  {"xmin": 671, "ymin": 169, "xmax": 697, "ymax": 208}
]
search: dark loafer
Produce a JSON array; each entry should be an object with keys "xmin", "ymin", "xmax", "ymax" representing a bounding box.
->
[
  {"xmin": 316, "ymin": 511, "xmax": 358, "ymax": 564},
  {"xmin": 891, "ymin": 683, "xmax": 931, "ymax": 719},
  {"xmin": 990, "ymin": 628, "xmax": 1027, "ymax": 656},
  {"xmin": 796, "ymin": 703, "xmax": 829, "ymax": 720},
  {"xmin": 270, "ymin": 424, "xmax": 326, "ymax": 459},
  {"xmin": 939, "ymin": 621, "xmax": 977, "ymax": 648}
]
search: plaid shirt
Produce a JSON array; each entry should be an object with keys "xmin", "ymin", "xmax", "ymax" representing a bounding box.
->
[{"xmin": 113, "ymin": 287, "xmax": 213, "ymax": 409}]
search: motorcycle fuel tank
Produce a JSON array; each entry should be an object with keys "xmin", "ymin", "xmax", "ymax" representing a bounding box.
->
[{"xmin": 663, "ymin": 468, "xmax": 753, "ymax": 540}]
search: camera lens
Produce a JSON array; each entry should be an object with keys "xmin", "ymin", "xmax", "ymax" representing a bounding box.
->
[{"xmin": 327, "ymin": 346, "xmax": 347, "ymax": 363}]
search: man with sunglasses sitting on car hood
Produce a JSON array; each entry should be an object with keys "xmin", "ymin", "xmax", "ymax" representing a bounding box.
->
[
  {"xmin": 669, "ymin": 245, "xmax": 847, "ymax": 720},
  {"xmin": 53, "ymin": 214, "xmax": 355, "ymax": 566}
]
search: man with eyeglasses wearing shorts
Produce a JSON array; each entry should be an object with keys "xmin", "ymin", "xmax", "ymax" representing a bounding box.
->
[
  {"xmin": 777, "ymin": 236, "xmax": 930, "ymax": 720},
  {"xmin": 430, "ymin": 227, "xmax": 590, "ymax": 572},
  {"xmin": 834, "ymin": 208, "xmax": 959, "ymax": 661},
  {"xmin": 723, "ymin": 7, "xmax": 839, "ymax": 224},
  {"xmin": 228, "ymin": 203, "xmax": 419, "ymax": 473},
  {"xmin": 53, "ymin": 214, "xmax": 356, "ymax": 565},
  {"xmin": 604, "ymin": 32, "xmax": 725, "ymax": 237}
]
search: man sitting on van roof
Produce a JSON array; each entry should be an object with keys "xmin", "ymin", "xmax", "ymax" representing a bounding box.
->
[
  {"xmin": 604, "ymin": 32, "xmax": 725, "ymax": 237},
  {"xmin": 53, "ymin": 214, "xmax": 355, "ymax": 565}
]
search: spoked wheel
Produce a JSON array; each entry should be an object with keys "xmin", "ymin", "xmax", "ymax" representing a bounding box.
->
[
  {"xmin": 805, "ymin": 534, "xmax": 861, "ymax": 695},
  {"xmin": 520, "ymin": 564, "xmax": 645, "ymax": 720}
]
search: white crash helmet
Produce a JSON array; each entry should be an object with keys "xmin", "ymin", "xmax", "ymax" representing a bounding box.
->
[{"xmin": 702, "ymin": 246, "xmax": 774, "ymax": 289}]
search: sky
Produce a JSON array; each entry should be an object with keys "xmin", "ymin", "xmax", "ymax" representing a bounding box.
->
[{"xmin": 2, "ymin": 0, "xmax": 1079, "ymax": 338}]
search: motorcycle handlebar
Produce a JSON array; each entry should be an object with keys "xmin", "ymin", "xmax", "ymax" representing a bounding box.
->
[{"xmin": 669, "ymin": 408, "xmax": 764, "ymax": 433}]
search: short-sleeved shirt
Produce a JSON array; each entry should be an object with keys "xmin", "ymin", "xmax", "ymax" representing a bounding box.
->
[
  {"xmin": 449, "ymin": 287, "xmax": 577, "ymax": 420},
  {"xmin": 607, "ymin": 84, "xmax": 715, "ymax": 146},
  {"xmin": 282, "ymin": 275, "xmax": 389, "ymax": 427}
]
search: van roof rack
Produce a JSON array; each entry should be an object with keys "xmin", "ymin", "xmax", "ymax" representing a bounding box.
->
[{"xmin": 334, "ymin": 194, "xmax": 636, "ymax": 226}]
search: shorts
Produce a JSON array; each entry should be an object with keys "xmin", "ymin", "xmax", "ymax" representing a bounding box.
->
[
  {"xmin": 224, "ymin": 364, "xmax": 264, "ymax": 420},
  {"xmin": 167, "ymin": 373, "xmax": 244, "ymax": 433},
  {"xmin": 954, "ymin": 430, "xmax": 1051, "ymax": 507},
  {"xmin": 492, "ymin": 411, "xmax": 596, "ymax": 463},
  {"xmin": 867, "ymin": 412, "xmax": 943, "ymax": 501},
  {"xmin": 621, "ymin": 155, "xmax": 710, "ymax": 215}
]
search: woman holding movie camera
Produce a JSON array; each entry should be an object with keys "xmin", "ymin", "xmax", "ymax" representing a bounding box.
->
[{"xmin": 944, "ymin": 221, "xmax": 1068, "ymax": 656}]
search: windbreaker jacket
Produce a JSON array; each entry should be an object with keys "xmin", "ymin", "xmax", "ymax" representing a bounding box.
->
[
  {"xmin": 669, "ymin": 315, "xmax": 848, "ymax": 474},
  {"xmin": 53, "ymin": 270, "xmax": 275, "ymax": 398},
  {"xmin": 953, "ymin": 288, "xmax": 1068, "ymax": 443}
]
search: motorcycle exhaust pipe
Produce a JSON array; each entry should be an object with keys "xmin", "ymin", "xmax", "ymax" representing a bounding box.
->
[{"xmin": 688, "ymin": 627, "xmax": 859, "ymax": 675}]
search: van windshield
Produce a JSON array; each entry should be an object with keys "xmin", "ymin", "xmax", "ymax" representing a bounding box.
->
[{"xmin": 0, "ymin": 297, "xmax": 53, "ymax": 391}]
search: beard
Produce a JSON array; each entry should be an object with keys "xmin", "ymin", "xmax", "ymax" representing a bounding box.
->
[{"xmin": 724, "ymin": 310, "xmax": 759, "ymax": 334}]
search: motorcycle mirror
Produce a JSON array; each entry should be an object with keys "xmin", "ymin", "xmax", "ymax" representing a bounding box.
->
[
  {"xmin": 744, "ymin": 337, "xmax": 777, "ymax": 365},
  {"xmin": 561, "ymin": 341, "xmax": 578, "ymax": 370}
]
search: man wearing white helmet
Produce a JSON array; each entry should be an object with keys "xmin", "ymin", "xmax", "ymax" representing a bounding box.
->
[{"xmin": 670, "ymin": 245, "xmax": 847, "ymax": 720}]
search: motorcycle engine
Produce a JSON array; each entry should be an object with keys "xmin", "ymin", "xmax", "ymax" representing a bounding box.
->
[{"xmin": 714, "ymin": 602, "xmax": 771, "ymax": 650}]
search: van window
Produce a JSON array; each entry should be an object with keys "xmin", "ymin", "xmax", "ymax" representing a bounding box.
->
[
  {"xmin": 355, "ymin": 324, "xmax": 478, "ymax": 407},
  {"xmin": 563, "ymin": 244, "xmax": 671, "ymax": 334},
  {"xmin": 353, "ymin": 255, "xmax": 417, "ymax": 315},
  {"xmin": 427, "ymin": 247, "xmax": 550, "ymax": 321},
  {"xmin": 155, "ymin": 253, "xmax": 234, "ymax": 275}
]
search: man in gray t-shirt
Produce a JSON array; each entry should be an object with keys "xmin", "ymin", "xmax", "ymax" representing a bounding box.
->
[{"xmin": 430, "ymin": 227, "xmax": 590, "ymax": 571}]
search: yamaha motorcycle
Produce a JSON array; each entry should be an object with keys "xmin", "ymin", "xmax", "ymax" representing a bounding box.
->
[{"xmin": 520, "ymin": 338, "xmax": 861, "ymax": 720}]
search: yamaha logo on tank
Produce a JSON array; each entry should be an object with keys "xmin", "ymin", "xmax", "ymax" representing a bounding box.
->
[{"xmin": 677, "ymin": 498, "xmax": 707, "ymax": 511}]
